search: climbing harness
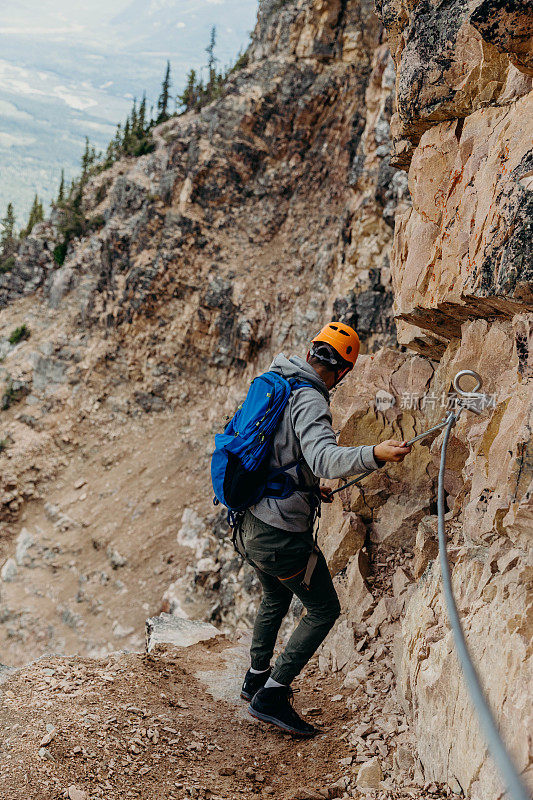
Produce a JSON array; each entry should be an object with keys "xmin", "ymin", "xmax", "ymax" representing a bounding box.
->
[
  {"xmin": 300, "ymin": 544, "xmax": 320, "ymax": 590},
  {"xmin": 233, "ymin": 487, "xmax": 322, "ymax": 591},
  {"xmin": 300, "ymin": 488, "xmax": 322, "ymax": 590},
  {"xmin": 332, "ymin": 370, "xmax": 531, "ymax": 800}
]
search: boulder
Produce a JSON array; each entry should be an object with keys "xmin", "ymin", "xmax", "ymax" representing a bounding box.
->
[
  {"xmin": 365, "ymin": 597, "xmax": 390, "ymax": 637},
  {"xmin": 68, "ymin": 787, "xmax": 87, "ymax": 800},
  {"xmin": 343, "ymin": 664, "xmax": 367, "ymax": 688},
  {"xmin": 145, "ymin": 614, "xmax": 220, "ymax": 653},
  {"xmin": 1, "ymin": 558, "xmax": 17, "ymax": 582},
  {"xmin": 394, "ymin": 745, "xmax": 415, "ymax": 771},
  {"xmin": 392, "ymin": 566, "xmax": 411, "ymax": 597},
  {"xmin": 356, "ymin": 757, "xmax": 383, "ymax": 789},
  {"xmin": 319, "ymin": 619, "xmax": 357, "ymax": 673},
  {"xmin": 337, "ymin": 551, "xmax": 374, "ymax": 625},
  {"xmin": 321, "ymin": 511, "xmax": 366, "ymax": 574},
  {"xmin": 413, "ymin": 517, "xmax": 439, "ymax": 579}
]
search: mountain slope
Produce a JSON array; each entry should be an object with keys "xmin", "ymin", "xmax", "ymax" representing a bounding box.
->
[{"xmin": 0, "ymin": 0, "xmax": 402, "ymax": 660}]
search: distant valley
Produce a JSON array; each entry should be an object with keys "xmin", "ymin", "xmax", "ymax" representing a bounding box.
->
[{"xmin": 0, "ymin": 0, "xmax": 257, "ymax": 224}]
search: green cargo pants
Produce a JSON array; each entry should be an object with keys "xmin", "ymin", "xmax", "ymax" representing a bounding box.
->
[{"xmin": 240, "ymin": 510, "xmax": 340, "ymax": 685}]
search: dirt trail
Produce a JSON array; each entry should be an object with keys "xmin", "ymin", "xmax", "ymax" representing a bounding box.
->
[{"xmin": 0, "ymin": 633, "xmax": 448, "ymax": 800}]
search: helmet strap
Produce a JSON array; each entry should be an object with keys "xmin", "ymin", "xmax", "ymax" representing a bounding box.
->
[{"xmin": 333, "ymin": 365, "xmax": 351, "ymax": 387}]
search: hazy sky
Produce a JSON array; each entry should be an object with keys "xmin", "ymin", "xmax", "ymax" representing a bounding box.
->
[{"xmin": 0, "ymin": 0, "xmax": 259, "ymax": 222}]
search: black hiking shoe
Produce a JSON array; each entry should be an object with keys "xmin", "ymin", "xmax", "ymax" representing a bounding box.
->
[
  {"xmin": 248, "ymin": 685, "xmax": 317, "ymax": 737},
  {"xmin": 240, "ymin": 668, "xmax": 271, "ymax": 701}
]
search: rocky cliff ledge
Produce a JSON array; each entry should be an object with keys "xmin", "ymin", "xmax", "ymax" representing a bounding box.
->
[{"xmin": 0, "ymin": 616, "xmax": 457, "ymax": 800}]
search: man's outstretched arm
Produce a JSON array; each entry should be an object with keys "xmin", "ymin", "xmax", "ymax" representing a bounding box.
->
[{"xmin": 291, "ymin": 389, "xmax": 411, "ymax": 479}]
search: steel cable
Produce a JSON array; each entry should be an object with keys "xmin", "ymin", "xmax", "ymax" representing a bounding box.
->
[{"xmin": 437, "ymin": 413, "xmax": 530, "ymax": 800}]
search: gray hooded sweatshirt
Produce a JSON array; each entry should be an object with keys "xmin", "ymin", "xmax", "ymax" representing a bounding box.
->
[{"xmin": 249, "ymin": 354, "xmax": 380, "ymax": 532}]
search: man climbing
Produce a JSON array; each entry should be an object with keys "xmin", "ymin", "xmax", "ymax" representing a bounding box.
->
[{"xmin": 240, "ymin": 322, "xmax": 411, "ymax": 736}]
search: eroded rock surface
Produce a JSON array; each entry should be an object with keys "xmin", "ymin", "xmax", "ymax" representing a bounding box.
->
[
  {"xmin": 376, "ymin": 0, "xmax": 533, "ymax": 167},
  {"xmin": 321, "ymin": 1, "xmax": 533, "ymax": 797},
  {"xmin": 392, "ymin": 96, "xmax": 533, "ymax": 356}
]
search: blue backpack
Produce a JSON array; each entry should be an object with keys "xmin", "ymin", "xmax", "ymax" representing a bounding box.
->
[{"xmin": 211, "ymin": 371, "xmax": 311, "ymax": 513}]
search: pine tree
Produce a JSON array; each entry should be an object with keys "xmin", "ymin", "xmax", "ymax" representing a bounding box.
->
[
  {"xmin": 81, "ymin": 136, "xmax": 91, "ymax": 181},
  {"xmin": 104, "ymin": 139, "xmax": 115, "ymax": 168},
  {"xmin": 157, "ymin": 61, "xmax": 171, "ymax": 123},
  {"xmin": 80, "ymin": 137, "xmax": 98, "ymax": 179},
  {"xmin": 131, "ymin": 98, "xmax": 138, "ymax": 134},
  {"xmin": 22, "ymin": 194, "xmax": 44, "ymax": 238},
  {"xmin": 53, "ymin": 175, "xmax": 89, "ymax": 266},
  {"xmin": 205, "ymin": 26, "xmax": 218, "ymax": 101},
  {"xmin": 178, "ymin": 69, "xmax": 198, "ymax": 112},
  {"xmin": 81, "ymin": 136, "xmax": 91, "ymax": 178},
  {"xmin": 138, "ymin": 93, "xmax": 147, "ymax": 134},
  {"xmin": 0, "ymin": 203, "xmax": 16, "ymax": 256},
  {"xmin": 34, "ymin": 195, "xmax": 44, "ymax": 227},
  {"xmin": 123, "ymin": 117, "xmax": 131, "ymax": 153},
  {"xmin": 113, "ymin": 123, "xmax": 123, "ymax": 156},
  {"xmin": 103, "ymin": 123, "xmax": 122, "ymax": 168},
  {"xmin": 57, "ymin": 170, "xmax": 65, "ymax": 204}
]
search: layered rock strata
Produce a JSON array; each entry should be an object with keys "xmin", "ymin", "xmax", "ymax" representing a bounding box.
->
[{"xmin": 321, "ymin": 1, "xmax": 532, "ymax": 797}]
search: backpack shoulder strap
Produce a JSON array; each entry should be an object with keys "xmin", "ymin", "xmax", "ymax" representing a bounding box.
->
[
  {"xmin": 263, "ymin": 381, "xmax": 315, "ymax": 499},
  {"xmin": 287, "ymin": 378, "xmax": 314, "ymax": 392}
]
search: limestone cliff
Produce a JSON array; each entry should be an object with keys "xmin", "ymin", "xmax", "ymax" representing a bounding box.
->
[
  {"xmin": 320, "ymin": 1, "xmax": 532, "ymax": 797},
  {"xmin": 0, "ymin": 0, "xmax": 406, "ymax": 665}
]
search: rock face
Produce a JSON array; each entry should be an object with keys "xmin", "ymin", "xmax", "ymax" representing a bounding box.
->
[
  {"xmin": 376, "ymin": 0, "xmax": 532, "ymax": 167},
  {"xmin": 470, "ymin": 0, "xmax": 533, "ymax": 77},
  {"xmin": 392, "ymin": 96, "xmax": 533, "ymax": 357},
  {"xmin": 1, "ymin": 0, "xmax": 404, "ymax": 370},
  {"xmin": 321, "ymin": 1, "xmax": 532, "ymax": 798},
  {"xmin": 376, "ymin": 0, "xmax": 533, "ymax": 357}
]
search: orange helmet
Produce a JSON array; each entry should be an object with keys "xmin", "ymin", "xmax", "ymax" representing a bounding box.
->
[{"xmin": 311, "ymin": 321, "xmax": 360, "ymax": 367}]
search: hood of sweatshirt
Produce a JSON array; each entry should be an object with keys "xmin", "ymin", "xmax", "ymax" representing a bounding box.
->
[{"xmin": 268, "ymin": 353, "xmax": 330, "ymax": 402}]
